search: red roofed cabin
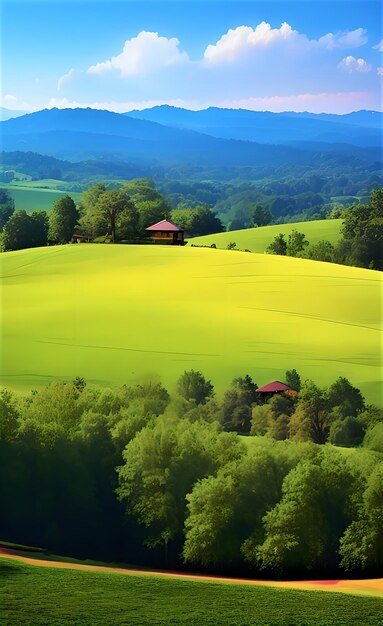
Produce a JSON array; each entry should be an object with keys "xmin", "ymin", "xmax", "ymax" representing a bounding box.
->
[
  {"xmin": 145, "ymin": 220, "xmax": 185, "ymax": 245},
  {"xmin": 256, "ymin": 381, "xmax": 297, "ymax": 399}
]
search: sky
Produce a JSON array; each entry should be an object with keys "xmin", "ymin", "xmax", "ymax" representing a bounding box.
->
[{"xmin": 1, "ymin": 0, "xmax": 382, "ymax": 114}]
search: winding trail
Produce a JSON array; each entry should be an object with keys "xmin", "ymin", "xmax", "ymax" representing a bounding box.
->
[{"xmin": 1, "ymin": 548, "xmax": 382, "ymax": 598}]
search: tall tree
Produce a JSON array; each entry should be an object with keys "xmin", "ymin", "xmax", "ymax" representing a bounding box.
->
[
  {"xmin": 266, "ymin": 233, "xmax": 287, "ymax": 255},
  {"xmin": 289, "ymin": 380, "xmax": 330, "ymax": 444},
  {"xmin": 286, "ymin": 230, "xmax": 309, "ymax": 257},
  {"xmin": 49, "ymin": 195, "xmax": 79, "ymax": 244},
  {"xmin": 250, "ymin": 204, "xmax": 272, "ymax": 227},
  {"xmin": 177, "ymin": 370, "xmax": 214, "ymax": 405},
  {"xmin": 0, "ymin": 189, "xmax": 15, "ymax": 230}
]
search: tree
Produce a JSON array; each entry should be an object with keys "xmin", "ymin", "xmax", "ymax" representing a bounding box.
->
[
  {"xmin": 222, "ymin": 375, "xmax": 258, "ymax": 433},
  {"xmin": 0, "ymin": 189, "xmax": 15, "ymax": 230},
  {"xmin": 191, "ymin": 205, "xmax": 224, "ymax": 235},
  {"xmin": 285, "ymin": 369, "xmax": 301, "ymax": 392},
  {"xmin": 327, "ymin": 377, "xmax": 364, "ymax": 418},
  {"xmin": 250, "ymin": 204, "xmax": 272, "ymax": 227},
  {"xmin": 329, "ymin": 416, "xmax": 365, "ymax": 447},
  {"xmin": 96, "ymin": 189, "xmax": 137, "ymax": 242},
  {"xmin": 339, "ymin": 462, "xmax": 383, "ymax": 571},
  {"xmin": 176, "ymin": 370, "xmax": 214, "ymax": 405},
  {"xmin": 286, "ymin": 230, "xmax": 309, "ymax": 257},
  {"xmin": 266, "ymin": 233, "xmax": 287, "ymax": 255},
  {"xmin": 289, "ymin": 380, "xmax": 330, "ymax": 444},
  {"xmin": 305, "ymin": 240, "xmax": 335, "ymax": 263},
  {"xmin": 49, "ymin": 195, "xmax": 79, "ymax": 244},
  {"xmin": 117, "ymin": 416, "xmax": 242, "ymax": 549},
  {"xmin": 0, "ymin": 389, "xmax": 19, "ymax": 443},
  {"xmin": 122, "ymin": 179, "xmax": 171, "ymax": 235},
  {"xmin": 29, "ymin": 210, "xmax": 49, "ymax": 248}
]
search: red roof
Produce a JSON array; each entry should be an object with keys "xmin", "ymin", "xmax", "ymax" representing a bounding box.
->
[
  {"xmin": 256, "ymin": 381, "xmax": 292, "ymax": 393},
  {"xmin": 145, "ymin": 219, "xmax": 183, "ymax": 232}
]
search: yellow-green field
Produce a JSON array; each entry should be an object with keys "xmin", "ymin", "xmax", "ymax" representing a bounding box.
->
[
  {"xmin": 0, "ymin": 244, "xmax": 381, "ymax": 403},
  {"xmin": 190, "ymin": 219, "xmax": 342, "ymax": 252}
]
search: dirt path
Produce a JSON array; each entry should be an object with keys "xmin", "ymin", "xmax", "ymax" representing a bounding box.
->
[{"xmin": 1, "ymin": 548, "xmax": 382, "ymax": 598}]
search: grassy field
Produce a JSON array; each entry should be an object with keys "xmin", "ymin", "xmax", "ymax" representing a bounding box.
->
[
  {"xmin": 1, "ymin": 558, "xmax": 382, "ymax": 626},
  {"xmin": 190, "ymin": 219, "xmax": 342, "ymax": 252},
  {"xmin": 1, "ymin": 182, "xmax": 81, "ymax": 212},
  {"xmin": 0, "ymin": 244, "xmax": 381, "ymax": 403}
]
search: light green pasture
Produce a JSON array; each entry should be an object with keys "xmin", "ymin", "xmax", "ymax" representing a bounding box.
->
[
  {"xmin": 190, "ymin": 219, "xmax": 342, "ymax": 252},
  {"xmin": 0, "ymin": 244, "xmax": 381, "ymax": 403},
  {"xmin": 1, "ymin": 183, "xmax": 81, "ymax": 212}
]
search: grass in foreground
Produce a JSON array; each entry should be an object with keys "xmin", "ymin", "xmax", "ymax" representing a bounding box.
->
[
  {"xmin": 191, "ymin": 219, "xmax": 342, "ymax": 253},
  {"xmin": 1, "ymin": 559, "xmax": 382, "ymax": 626},
  {"xmin": 1, "ymin": 244, "xmax": 381, "ymax": 403}
]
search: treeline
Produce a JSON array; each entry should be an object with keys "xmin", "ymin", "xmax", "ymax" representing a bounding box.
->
[
  {"xmin": 0, "ymin": 179, "xmax": 224, "ymax": 251},
  {"xmin": 0, "ymin": 371, "xmax": 382, "ymax": 576},
  {"xmin": 266, "ymin": 188, "xmax": 383, "ymax": 270}
]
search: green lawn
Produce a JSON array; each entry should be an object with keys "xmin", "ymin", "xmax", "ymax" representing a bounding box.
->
[
  {"xmin": 1, "ymin": 559, "xmax": 382, "ymax": 626},
  {"xmin": 1, "ymin": 182, "xmax": 81, "ymax": 212},
  {"xmin": 0, "ymin": 244, "xmax": 381, "ymax": 403},
  {"xmin": 190, "ymin": 219, "xmax": 342, "ymax": 252}
]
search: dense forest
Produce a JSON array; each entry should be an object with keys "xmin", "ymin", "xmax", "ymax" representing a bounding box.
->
[{"xmin": 1, "ymin": 371, "xmax": 382, "ymax": 576}]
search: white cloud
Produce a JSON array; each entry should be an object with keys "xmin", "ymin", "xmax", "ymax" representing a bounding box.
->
[
  {"xmin": 2, "ymin": 93, "xmax": 31, "ymax": 110},
  {"xmin": 57, "ymin": 68, "xmax": 76, "ymax": 91},
  {"xmin": 203, "ymin": 22, "xmax": 302, "ymax": 63},
  {"xmin": 218, "ymin": 92, "xmax": 378, "ymax": 114},
  {"xmin": 87, "ymin": 31, "xmax": 189, "ymax": 76},
  {"xmin": 377, "ymin": 67, "xmax": 383, "ymax": 76},
  {"xmin": 373, "ymin": 39, "xmax": 383, "ymax": 52},
  {"xmin": 319, "ymin": 28, "xmax": 367, "ymax": 50},
  {"xmin": 338, "ymin": 56, "xmax": 372, "ymax": 73}
]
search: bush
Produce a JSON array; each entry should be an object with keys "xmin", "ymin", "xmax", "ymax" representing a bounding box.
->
[{"xmin": 363, "ymin": 423, "xmax": 383, "ymax": 453}]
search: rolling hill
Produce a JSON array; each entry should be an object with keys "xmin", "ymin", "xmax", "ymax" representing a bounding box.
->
[
  {"xmin": 1, "ymin": 244, "xmax": 381, "ymax": 404},
  {"xmin": 190, "ymin": 219, "xmax": 343, "ymax": 252}
]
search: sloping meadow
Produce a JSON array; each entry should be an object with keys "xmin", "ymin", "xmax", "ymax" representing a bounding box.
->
[{"xmin": 0, "ymin": 243, "xmax": 381, "ymax": 403}]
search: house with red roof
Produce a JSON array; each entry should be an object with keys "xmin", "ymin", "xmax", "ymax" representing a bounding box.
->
[
  {"xmin": 145, "ymin": 219, "xmax": 185, "ymax": 245},
  {"xmin": 256, "ymin": 381, "xmax": 297, "ymax": 398}
]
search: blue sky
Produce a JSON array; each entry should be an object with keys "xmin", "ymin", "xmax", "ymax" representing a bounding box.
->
[{"xmin": 2, "ymin": 0, "xmax": 382, "ymax": 113}]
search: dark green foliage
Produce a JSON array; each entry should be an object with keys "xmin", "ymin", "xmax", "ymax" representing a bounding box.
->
[
  {"xmin": 221, "ymin": 375, "xmax": 258, "ymax": 433},
  {"xmin": 250, "ymin": 204, "xmax": 272, "ymax": 227},
  {"xmin": 286, "ymin": 229, "xmax": 309, "ymax": 257},
  {"xmin": 176, "ymin": 370, "xmax": 214, "ymax": 405},
  {"xmin": 339, "ymin": 462, "xmax": 383, "ymax": 571},
  {"xmin": 306, "ymin": 239, "xmax": 335, "ymax": 262},
  {"xmin": 0, "ymin": 373, "xmax": 381, "ymax": 576},
  {"xmin": 0, "ymin": 188, "xmax": 15, "ymax": 229},
  {"xmin": 172, "ymin": 205, "xmax": 224, "ymax": 235},
  {"xmin": 1, "ymin": 209, "xmax": 48, "ymax": 251},
  {"xmin": 289, "ymin": 381, "xmax": 330, "ymax": 444},
  {"xmin": 266, "ymin": 233, "xmax": 287, "ymax": 255},
  {"xmin": 329, "ymin": 416, "xmax": 365, "ymax": 447},
  {"xmin": 117, "ymin": 416, "xmax": 242, "ymax": 548},
  {"xmin": 327, "ymin": 377, "xmax": 365, "ymax": 418},
  {"xmin": 48, "ymin": 194, "xmax": 79, "ymax": 244},
  {"xmin": 363, "ymin": 423, "xmax": 383, "ymax": 453},
  {"xmin": 285, "ymin": 368, "xmax": 301, "ymax": 392}
]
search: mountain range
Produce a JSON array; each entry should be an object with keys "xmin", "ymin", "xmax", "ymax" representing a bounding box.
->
[{"xmin": 0, "ymin": 106, "xmax": 381, "ymax": 171}]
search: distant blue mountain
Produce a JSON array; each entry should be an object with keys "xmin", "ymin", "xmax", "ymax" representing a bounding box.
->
[
  {"xmin": 125, "ymin": 106, "xmax": 382, "ymax": 147},
  {"xmin": 0, "ymin": 107, "xmax": 308, "ymax": 166}
]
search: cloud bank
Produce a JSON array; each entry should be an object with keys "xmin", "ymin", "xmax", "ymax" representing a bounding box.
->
[{"xmin": 52, "ymin": 22, "xmax": 381, "ymax": 113}]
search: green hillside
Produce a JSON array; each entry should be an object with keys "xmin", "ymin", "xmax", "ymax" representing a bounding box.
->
[
  {"xmin": 0, "ymin": 244, "xmax": 381, "ymax": 403},
  {"xmin": 1, "ymin": 182, "xmax": 81, "ymax": 212},
  {"xmin": 190, "ymin": 219, "xmax": 342, "ymax": 252},
  {"xmin": 2, "ymin": 559, "xmax": 382, "ymax": 626}
]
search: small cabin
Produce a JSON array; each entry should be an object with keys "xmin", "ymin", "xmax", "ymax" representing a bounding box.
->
[
  {"xmin": 72, "ymin": 233, "xmax": 91, "ymax": 244},
  {"xmin": 256, "ymin": 381, "xmax": 297, "ymax": 398},
  {"xmin": 145, "ymin": 220, "xmax": 185, "ymax": 245}
]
